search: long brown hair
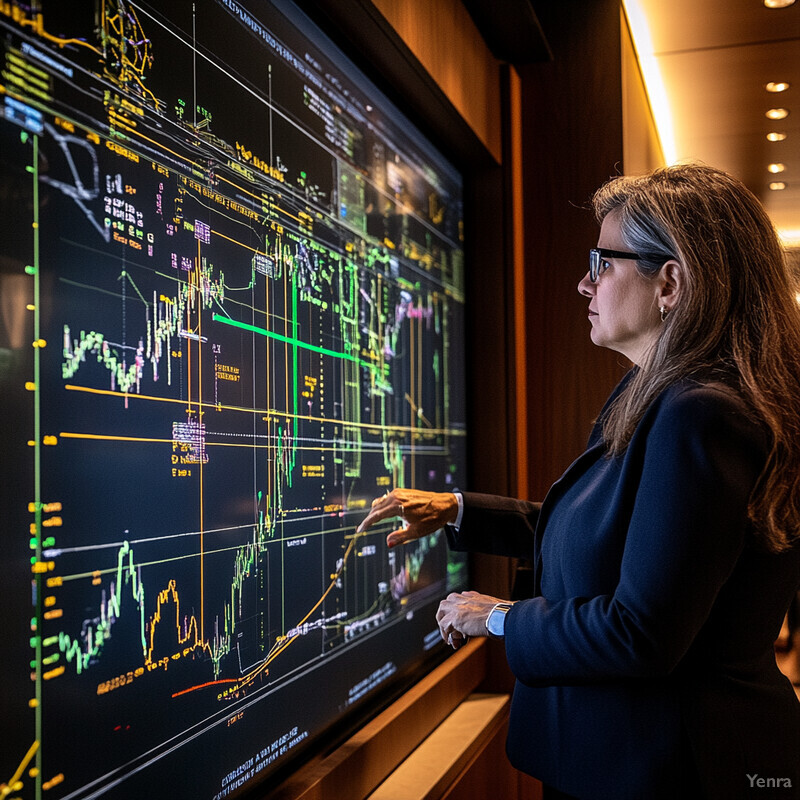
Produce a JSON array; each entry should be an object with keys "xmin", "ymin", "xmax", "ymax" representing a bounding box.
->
[{"xmin": 592, "ymin": 163, "xmax": 800, "ymax": 552}]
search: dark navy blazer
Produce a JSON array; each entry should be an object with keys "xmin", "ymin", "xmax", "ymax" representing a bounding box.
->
[{"xmin": 450, "ymin": 374, "xmax": 800, "ymax": 799}]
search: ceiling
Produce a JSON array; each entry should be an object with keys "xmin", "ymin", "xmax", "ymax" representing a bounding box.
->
[{"xmin": 624, "ymin": 0, "xmax": 800, "ymax": 246}]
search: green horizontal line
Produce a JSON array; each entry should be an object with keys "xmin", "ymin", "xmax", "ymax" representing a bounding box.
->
[{"xmin": 212, "ymin": 313, "xmax": 380, "ymax": 371}]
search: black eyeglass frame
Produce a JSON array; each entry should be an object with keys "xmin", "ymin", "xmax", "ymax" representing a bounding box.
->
[
  {"xmin": 589, "ymin": 248, "xmax": 642, "ymax": 283},
  {"xmin": 588, "ymin": 247, "xmax": 669, "ymax": 283}
]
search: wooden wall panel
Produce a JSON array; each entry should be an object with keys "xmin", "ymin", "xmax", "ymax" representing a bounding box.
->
[
  {"xmin": 440, "ymin": 706, "xmax": 543, "ymax": 800},
  {"xmin": 371, "ymin": 0, "xmax": 503, "ymax": 163},
  {"xmin": 505, "ymin": 65, "xmax": 530, "ymax": 501},
  {"xmin": 519, "ymin": 0, "xmax": 631, "ymax": 502}
]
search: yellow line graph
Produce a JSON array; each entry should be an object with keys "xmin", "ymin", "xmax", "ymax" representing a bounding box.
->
[{"xmin": 1, "ymin": 740, "xmax": 39, "ymax": 799}]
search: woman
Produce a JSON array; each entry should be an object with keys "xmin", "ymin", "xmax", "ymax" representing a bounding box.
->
[{"xmin": 357, "ymin": 165, "xmax": 800, "ymax": 799}]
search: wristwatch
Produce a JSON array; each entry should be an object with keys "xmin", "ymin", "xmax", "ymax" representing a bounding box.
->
[{"xmin": 485, "ymin": 602, "xmax": 514, "ymax": 639}]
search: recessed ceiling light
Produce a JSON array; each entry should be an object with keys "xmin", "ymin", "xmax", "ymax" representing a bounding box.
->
[
  {"xmin": 769, "ymin": 181, "xmax": 787, "ymax": 190},
  {"xmin": 768, "ymin": 163, "xmax": 786, "ymax": 173},
  {"xmin": 766, "ymin": 108, "xmax": 790, "ymax": 120},
  {"xmin": 764, "ymin": 0, "xmax": 796, "ymax": 7},
  {"xmin": 766, "ymin": 82, "xmax": 790, "ymax": 93},
  {"xmin": 767, "ymin": 132, "xmax": 788, "ymax": 142}
]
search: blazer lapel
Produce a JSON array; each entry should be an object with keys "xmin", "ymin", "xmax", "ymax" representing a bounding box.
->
[
  {"xmin": 531, "ymin": 439, "xmax": 606, "ymax": 595},
  {"xmin": 530, "ymin": 368, "xmax": 633, "ymax": 595}
]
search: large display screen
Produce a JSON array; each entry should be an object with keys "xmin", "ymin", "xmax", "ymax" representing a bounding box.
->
[{"xmin": 0, "ymin": 2, "xmax": 467, "ymax": 797}]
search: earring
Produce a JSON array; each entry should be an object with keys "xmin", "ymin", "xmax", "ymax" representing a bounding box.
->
[{"xmin": 659, "ymin": 305, "xmax": 668, "ymax": 322}]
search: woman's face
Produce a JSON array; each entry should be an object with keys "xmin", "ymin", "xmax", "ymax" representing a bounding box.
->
[{"xmin": 578, "ymin": 211, "xmax": 663, "ymax": 365}]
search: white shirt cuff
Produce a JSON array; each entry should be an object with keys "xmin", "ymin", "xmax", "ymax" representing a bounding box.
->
[{"xmin": 452, "ymin": 490, "xmax": 464, "ymax": 530}]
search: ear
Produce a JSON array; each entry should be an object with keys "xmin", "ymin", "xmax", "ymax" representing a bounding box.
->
[{"xmin": 656, "ymin": 259, "xmax": 683, "ymax": 312}]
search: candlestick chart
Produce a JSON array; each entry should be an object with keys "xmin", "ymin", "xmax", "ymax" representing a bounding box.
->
[{"xmin": 0, "ymin": 2, "xmax": 467, "ymax": 798}]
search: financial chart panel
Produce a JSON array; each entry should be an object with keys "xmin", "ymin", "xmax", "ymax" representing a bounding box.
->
[{"xmin": 0, "ymin": 2, "xmax": 467, "ymax": 798}]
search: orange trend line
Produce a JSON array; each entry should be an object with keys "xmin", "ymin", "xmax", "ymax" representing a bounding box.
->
[
  {"xmin": 235, "ymin": 537, "xmax": 357, "ymax": 691},
  {"xmin": 171, "ymin": 537, "xmax": 359, "ymax": 698},
  {"xmin": 16, "ymin": 12, "xmax": 103, "ymax": 55},
  {"xmin": 171, "ymin": 676, "xmax": 240, "ymax": 698}
]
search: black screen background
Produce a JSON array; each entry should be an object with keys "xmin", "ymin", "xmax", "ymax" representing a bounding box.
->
[{"xmin": 0, "ymin": 2, "xmax": 468, "ymax": 797}]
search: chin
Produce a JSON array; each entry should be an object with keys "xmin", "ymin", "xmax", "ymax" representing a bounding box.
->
[{"xmin": 589, "ymin": 328, "xmax": 606, "ymax": 348}]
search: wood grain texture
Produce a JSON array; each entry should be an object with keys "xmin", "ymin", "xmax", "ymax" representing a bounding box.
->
[
  {"xmin": 372, "ymin": 0, "xmax": 503, "ymax": 163},
  {"xmin": 519, "ymin": 0, "xmax": 631, "ymax": 502}
]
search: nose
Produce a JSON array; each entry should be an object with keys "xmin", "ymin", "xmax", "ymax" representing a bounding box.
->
[{"xmin": 578, "ymin": 271, "xmax": 594, "ymax": 298}]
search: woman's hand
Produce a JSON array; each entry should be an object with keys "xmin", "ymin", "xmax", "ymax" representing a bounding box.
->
[
  {"xmin": 436, "ymin": 590, "xmax": 511, "ymax": 649},
  {"xmin": 356, "ymin": 488, "xmax": 459, "ymax": 547}
]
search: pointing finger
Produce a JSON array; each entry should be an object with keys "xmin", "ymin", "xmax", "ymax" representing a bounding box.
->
[{"xmin": 358, "ymin": 494, "xmax": 403, "ymax": 533}]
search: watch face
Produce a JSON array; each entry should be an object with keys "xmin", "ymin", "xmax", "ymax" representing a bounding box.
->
[{"xmin": 487, "ymin": 604, "xmax": 509, "ymax": 638}]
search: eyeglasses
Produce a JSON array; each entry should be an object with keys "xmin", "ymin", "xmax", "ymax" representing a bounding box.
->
[{"xmin": 588, "ymin": 248, "xmax": 643, "ymax": 283}]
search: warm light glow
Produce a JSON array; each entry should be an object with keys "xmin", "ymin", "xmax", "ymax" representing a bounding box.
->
[
  {"xmin": 764, "ymin": 0, "xmax": 796, "ymax": 7},
  {"xmin": 766, "ymin": 108, "xmax": 790, "ymax": 120},
  {"xmin": 779, "ymin": 229, "xmax": 800, "ymax": 246},
  {"xmin": 768, "ymin": 163, "xmax": 787, "ymax": 173},
  {"xmin": 796, "ymin": 292, "xmax": 800, "ymax": 306},
  {"xmin": 766, "ymin": 82, "xmax": 791, "ymax": 93},
  {"xmin": 770, "ymin": 181, "xmax": 788, "ymax": 190},
  {"xmin": 767, "ymin": 132, "xmax": 788, "ymax": 142},
  {"xmin": 621, "ymin": 0, "xmax": 678, "ymax": 165}
]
